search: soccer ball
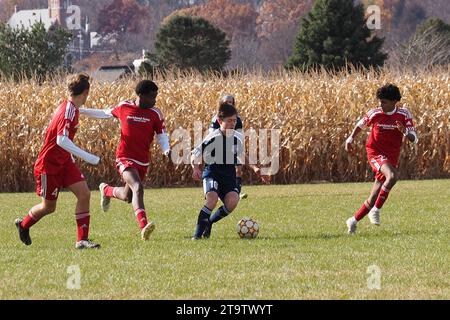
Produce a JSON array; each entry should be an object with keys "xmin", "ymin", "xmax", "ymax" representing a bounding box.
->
[{"xmin": 236, "ymin": 217, "xmax": 259, "ymax": 239}]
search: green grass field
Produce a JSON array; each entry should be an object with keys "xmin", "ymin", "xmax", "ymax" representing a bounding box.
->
[{"xmin": 1, "ymin": 179, "xmax": 449, "ymax": 299}]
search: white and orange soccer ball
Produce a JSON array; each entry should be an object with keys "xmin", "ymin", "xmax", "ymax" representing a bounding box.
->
[{"xmin": 236, "ymin": 217, "xmax": 259, "ymax": 239}]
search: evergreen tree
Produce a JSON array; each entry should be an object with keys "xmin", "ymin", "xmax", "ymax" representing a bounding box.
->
[
  {"xmin": 286, "ymin": 0, "xmax": 387, "ymax": 71},
  {"xmin": 154, "ymin": 15, "xmax": 231, "ymax": 72}
]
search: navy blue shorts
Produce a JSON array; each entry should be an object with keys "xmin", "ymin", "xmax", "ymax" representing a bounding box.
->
[{"xmin": 203, "ymin": 176, "xmax": 239, "ymax": 202}]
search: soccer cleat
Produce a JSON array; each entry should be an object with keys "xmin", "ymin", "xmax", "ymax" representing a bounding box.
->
[
  {"xmin": 239, "ymin": 193, "xmax": 248, "ymax": 200},
  {"xmin": 99, "ymin": 183, "xmax": 111, "ymax": 212},
  {"xmin": 202, "ymin": 222, "xmax": 212, "ymax": 239},
  {"xmin": 191, "ymin": 236, "xmax": 201, "ymax": 240},
  {"xmin": 75, "ymin": 239, "xmax": 100, "ymax": 249},
  {"xmin": 346, "ymin": 217, "xmax": 357, "ymax": 234},
  {"xmin": 15, "ymin": 218, "xmax": 32, "ymax": 245},
  {"xmin": 368, "ymin": 208, "xmax": 380, "ymax": 226},
  {"xmin": 141, "ymin": 221, "xmax": 156, "ymax": 241}
]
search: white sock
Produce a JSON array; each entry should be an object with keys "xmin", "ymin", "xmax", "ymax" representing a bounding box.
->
[{"xmin": 372, "ymin": 206, "xmax": 380, "ymax": 212}]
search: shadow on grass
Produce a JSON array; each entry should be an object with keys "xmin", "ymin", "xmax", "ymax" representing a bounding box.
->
[{"xmin": 180, "ymin": 228, "xmax": 441, "ymax": 242}]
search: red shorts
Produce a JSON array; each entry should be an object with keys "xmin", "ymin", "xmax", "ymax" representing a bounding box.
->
[
  {"xmin": 115, "ymin": 158, "xmax": 148, "ymax": 181},
  {"xmin": 35, "ymin": 161, "xmax": 85, "ymax": 200},
  {"xmin": 368, "ymin": 155, "xmax": 398, "ymax": 183}
]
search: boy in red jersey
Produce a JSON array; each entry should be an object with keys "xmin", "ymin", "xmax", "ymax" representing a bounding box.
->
[
  {"xmin": 15, "ymin": 73, "xmax": 101, "ymax": 249},
  {"xmin": 345, "ymin": 84, "xmax": 418, "ymax": 234},
  {"xmin": 79, "ymin": 80, "xmax": 170, "ymax": 241}
]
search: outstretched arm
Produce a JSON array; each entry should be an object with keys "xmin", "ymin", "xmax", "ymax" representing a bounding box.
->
[
  {"xmin": 79, "ymin": 108, "xmax": 114, "ymax": 119},
  {"xmin": 56, "ymin": 135, "xmax": 100, "ymax": 165}
]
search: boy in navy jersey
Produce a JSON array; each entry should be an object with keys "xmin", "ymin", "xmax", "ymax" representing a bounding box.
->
[
  {"xmin": 191, "ymin": 102, "xmax": 269, "ymax": 239},
  {"xmin": 209, "ymin": 95, "xmax": 247, "ymax": 199}
]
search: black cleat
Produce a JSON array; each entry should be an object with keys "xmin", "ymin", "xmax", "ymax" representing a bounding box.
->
[
  {"xmin": 202, "ymin": 222, "xmax": 212, "ymax": 239},
  {"xmin": 15, "ymin": 218, "xmax": 32, "ymax": 245}
]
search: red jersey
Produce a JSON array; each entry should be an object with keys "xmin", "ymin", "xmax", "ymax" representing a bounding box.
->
[
  {"xmin": 34, "ymin": 100, "xmax": 79, "ymax": 175},
  {"xmin": 359, "ymin": 107, "xmax": 416, "ymax": 161},
  {"xmin": 111, "ymin": 100, "xmax": 166, "ymax": 165}
]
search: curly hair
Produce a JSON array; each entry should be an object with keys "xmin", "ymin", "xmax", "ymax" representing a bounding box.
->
[{"xmin": 376, "ymin": 84, "xmax": 402, "ymax": 101}]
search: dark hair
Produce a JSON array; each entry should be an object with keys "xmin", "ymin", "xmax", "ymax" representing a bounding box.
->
[
  {"xmin": 67, "ymin": 73, "xmax": 90, "ymax": 96},
  {"xmin": 135, "ymin": 80, "xmax": 158, "ymax": 96},
  {"xmin": 218, "ymin": 102, "xmax": 237, "ymax": 120},
  {"xmin": 377, "ymin": 84, "xmax": 401, "ymax": 101}
]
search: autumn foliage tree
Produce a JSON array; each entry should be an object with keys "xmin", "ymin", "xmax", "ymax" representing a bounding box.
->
[
  {"xmin": 360, "ymin": 0, "xmax": 427, "ymax": 48},
  {"xmin": 96, "ymin": 0, "xmax": 151, "ymax": 54},
  {"xmin": 97, "ymin": 0, "xmax": 149, "ymax": 35},
  {"xmin": 256, "ymin": 0, "xmax": 313, "ymax": 66},
  {"xmin": 163, "ymin": 0, "xmax": 258, "ymax": 40}
]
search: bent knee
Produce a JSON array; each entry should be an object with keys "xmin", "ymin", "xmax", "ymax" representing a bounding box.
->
[
  {"xmin": 44, "ymin": 205, "xmax": 57, "ymax": 214},
  {"xmin": 225, "ymin": 194, "xmax": 239, "ymax": 211},
  {"xmin": 385, "ymin": 173, "xmax": 398, "ymax": 185},
  {"xmin": 41, "ymin": 202, "xmax": 57, "ymax": 215},
  {"xmin": 226, "ymin": 199, "xmax": 239, "ymax": 211}
]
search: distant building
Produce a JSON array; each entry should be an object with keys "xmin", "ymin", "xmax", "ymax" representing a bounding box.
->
[
  {"xmin": 7, "ymin": 8, "xmax": 54, "ymax": 30},
  {"xmin": 7, "ymin": 0, "xmax": 99, "ymax": 61},
  {"xmin": 91, "ymin": 65, "xmax": 135, "ymax": 82}
]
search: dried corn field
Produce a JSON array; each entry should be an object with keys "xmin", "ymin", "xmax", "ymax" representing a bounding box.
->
[{"xmin": 1, "ymin": 68, "xmax": 449, "ymax": 192}]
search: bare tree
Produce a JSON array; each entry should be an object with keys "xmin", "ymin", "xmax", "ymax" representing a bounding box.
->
[{"xmin": 389, "ymin": 25, "xmax": 450, "ymax": 69}]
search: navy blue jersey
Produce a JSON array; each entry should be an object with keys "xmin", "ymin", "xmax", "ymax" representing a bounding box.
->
[
  {"xmin": 209, "ymin": 115, "xmax": 243, "ymax": 132},
  {"xmin": 192, "ymin": 129, "xmax": 244, "ymax": 180}
]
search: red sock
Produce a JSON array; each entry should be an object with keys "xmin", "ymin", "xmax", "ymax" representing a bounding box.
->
[
  {"xmin": 76, "ymin": 212, "xmax": 90, "ymax": 241},
  {"xmin": 21, "ymin": 211, "xmax": 39, "ymax": 229},
  {"xmin": 135, "ymin": 208, "xmax": 148, "ymax": 229},
  {"xmin": 374, "ymin": 186, "xmax": 390, "ymax": 209},
  {"xmin": 354, "ymin": 201, "xmax": 371, "ymax": 221},
  {"xmin": 104, "ymin": 185, "xmax": 117, "ymax": 198}
]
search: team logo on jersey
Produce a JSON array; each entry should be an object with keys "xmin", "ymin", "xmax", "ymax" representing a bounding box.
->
[
  {"xmin": 377, "ymin": 123, "xmax": 397, "ymax": 130},
  {"xmin": 127, "ymin": 116, "xmax": 151, "ymax": 124}
]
